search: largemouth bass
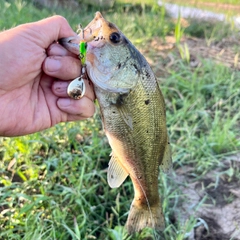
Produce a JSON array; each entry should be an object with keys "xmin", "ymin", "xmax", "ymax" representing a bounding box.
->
[{"xmin": 59, "ymin": 12, "xmax": 172, "ymax": 234}]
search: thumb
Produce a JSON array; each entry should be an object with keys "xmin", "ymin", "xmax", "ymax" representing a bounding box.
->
[{"xmin": 33, "ymin": 15, "xmax": 77, "ymax": 48}]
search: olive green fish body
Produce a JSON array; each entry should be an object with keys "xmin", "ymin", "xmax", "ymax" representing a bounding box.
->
[
  {"xmin": 94, "ymin": 45, "xmax": 168, "ymax": 232},
  {"xmin": 84, "ymin": 13, "xmax": 171, "ymax": 233},
  {"xmin": 59, "ymin": 12, "xmax": 172, "ymax": 234}
]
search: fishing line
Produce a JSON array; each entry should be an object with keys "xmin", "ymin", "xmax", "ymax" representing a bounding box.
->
[{"xmin": 135, "ymin": 176, "xmax": 158, "ymax": 240}]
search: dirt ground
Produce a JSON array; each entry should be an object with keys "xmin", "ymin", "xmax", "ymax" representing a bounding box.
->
[
  {"xmin": 174, "ymin": 154, "xmax": 240, "ymax": 240},
  {"xmin": 141, "ymin": 35, "xmax": 240, "ymax": 239},
  {"xmin": 141, "ymin": 34, "xmax": 240, "ymax": 76}
]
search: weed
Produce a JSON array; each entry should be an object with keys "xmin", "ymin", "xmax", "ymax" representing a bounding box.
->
[{"xmin": 1, "ymin": 0, "xmax": 240, "ymax": 239}]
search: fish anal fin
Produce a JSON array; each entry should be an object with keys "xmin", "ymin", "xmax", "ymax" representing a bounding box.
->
[
  {"xmin": 126, "ymin": 197, "xmax": 165, "ymax": 234},
  {"xmin": 107, "ymin": 153, "xmax": 129, "ymax": 188},
  {"xmin": 160, "ymin": 138, "xmax": 172, "ymax": 173}
]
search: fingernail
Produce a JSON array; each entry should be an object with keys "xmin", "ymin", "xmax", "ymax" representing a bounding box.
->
[
  {"xmin": 46, "ymin": 57, "xmax": 61, "ymax": 72},
  {"xmin": 58, "ymin": 98, "xmax": 71, "ymax": 108},
  {"xmin": 48, "ymin": 44, "xmax": 68, "ymax": 56}
]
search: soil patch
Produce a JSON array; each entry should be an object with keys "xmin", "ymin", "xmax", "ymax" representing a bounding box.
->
[
  {"xmin": 140, "ymin": 34, "xmax": 240, "ymax": 79},
  {"xmin": 173, "ymin": 154, "xmax": 240, "ymax": 239}
]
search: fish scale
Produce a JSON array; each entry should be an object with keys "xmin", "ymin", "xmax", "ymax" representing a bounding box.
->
[
  {"xmin": 59, "ymin": 11, "xmax": 172, "ymax": 235},
  {"xmin": 96, "ymin": 59, "xmax": 168, "ymax": 233}
]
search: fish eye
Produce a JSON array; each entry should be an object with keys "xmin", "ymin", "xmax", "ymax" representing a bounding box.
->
[{"xmin": 109, "ymin": 32, "xmax": 121, "ymax": 44}]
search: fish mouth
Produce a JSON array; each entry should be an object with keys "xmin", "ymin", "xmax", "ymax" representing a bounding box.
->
[
  {"xmin": 58, "ymin": 36, "xmax": 81, "ymax": 55},
  {"xmin": 58, "ymin": 12, "xmax": 107, "ymax": 55}
]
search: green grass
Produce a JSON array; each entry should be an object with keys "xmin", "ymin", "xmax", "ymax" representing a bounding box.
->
[
  {"xmin": 164, "ymin": 60, "xmax": 240, "ymax": 170},
  {"xmin": 1, "ymin": 0, "xmax": 240, "ymax": 239}
]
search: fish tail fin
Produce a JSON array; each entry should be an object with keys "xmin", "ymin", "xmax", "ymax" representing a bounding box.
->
[{"xmin": 126, "ymin": 197, "xmax": 165, "ymax": 234}]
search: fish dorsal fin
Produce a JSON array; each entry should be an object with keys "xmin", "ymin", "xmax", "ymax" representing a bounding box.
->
[
  {"xmin": 107, "ymin": 153, "xmax": 129, "ymax": 188},
  {"xmin": 160, "ymin": 139, "xmax": 172, "ymax": 173}
]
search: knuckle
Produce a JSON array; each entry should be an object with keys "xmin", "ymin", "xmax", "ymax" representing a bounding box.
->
[
  {"xmin": 81, "ymin": 99, "xmax": 95, "ymax": 118},
  {"xmin": 64, "ymin": 58, "xmax": 81, "ymax": 76},
  {"xmin": 53, "ymin": 15, "xmax": 68, "ymax": 24}
]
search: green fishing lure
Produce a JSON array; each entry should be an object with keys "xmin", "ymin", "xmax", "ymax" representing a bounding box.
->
[
  {"xmin": 79, "ymin": 41, "xmax": 87, "ymax": 65},
  {"xmin": 66, "ymin": 41, "xmax": 87, "ymax": 100}
]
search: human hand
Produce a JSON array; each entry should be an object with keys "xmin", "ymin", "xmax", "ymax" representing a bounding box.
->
[{"xmin": 0, "ymin": 16, "xmax": 95, "ymax": 137}]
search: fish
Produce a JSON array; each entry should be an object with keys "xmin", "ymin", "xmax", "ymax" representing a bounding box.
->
[{"xmin": 59, "ymin": 12, "xmax": 172, "ymax": 234}]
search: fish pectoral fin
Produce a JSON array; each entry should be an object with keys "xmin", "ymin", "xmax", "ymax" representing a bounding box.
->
[
  {"xmin": 118, "ymin": 105, "xmax": 133, "ymax": 130},
  {"xmin": 107, "ymin": 153, "xmax": 129, "ymax": 188},
  {"xmin": 160, "ymin": 138, "xmax": 172, "ymax": 173}
]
